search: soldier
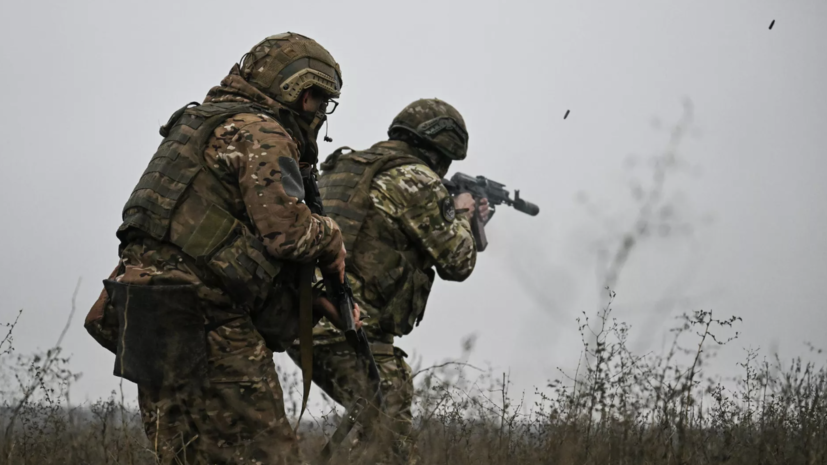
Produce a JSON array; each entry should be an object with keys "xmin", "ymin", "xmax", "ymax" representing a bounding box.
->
[
  {"xmin": 84, "ymin": 32, "xmax": 357, "ymax": 465},
  {"xmin": 287, "ymin": 98, "xmax": 489, "ymax": 464}
]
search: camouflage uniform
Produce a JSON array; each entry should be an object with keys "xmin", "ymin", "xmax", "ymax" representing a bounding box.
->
[
  {"xmin": 288, "ymin": 99, "xmax": 476, "ymax": 464},
  {"xmin": 86, "ymin": 33, "xmax": 344, "ymax": 465}
]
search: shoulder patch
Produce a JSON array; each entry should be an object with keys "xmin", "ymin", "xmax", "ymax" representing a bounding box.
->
[
  {"xmin": 278, "ymin": 157, "xmax": 305, "ymax": 200},
  {"xmin": 441, "ymin": 196, "xmax": 456, "ymax": 222}
]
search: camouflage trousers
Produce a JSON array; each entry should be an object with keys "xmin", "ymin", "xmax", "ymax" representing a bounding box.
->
[
  {"xmin": 137, "ymin": 307, "xmax": 299, "ymax": 465},
  {"xmin": 287, "ymin": 341, "xmax": 415, "ymax": 465}
]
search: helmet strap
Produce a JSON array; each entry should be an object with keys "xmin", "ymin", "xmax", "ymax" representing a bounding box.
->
[
  {"xmin": 390, "ymin": 130, "xmax": 451, "ymax": 177},
  {"xmin": 295, "ymin": 109, "xmax": 327, "ymax": 163},
  {"xmin": 413, "ymin": 145, "xmax": 451, "ymax": 178}
]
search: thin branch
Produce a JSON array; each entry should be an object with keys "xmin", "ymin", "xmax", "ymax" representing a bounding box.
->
[
  {"xmin": 413, "ymin": 361, "xmax": 484, "ymax": 379},
  {"xmin": 3, "ymin": 277, "xmax": 82, "ymax": 460}
]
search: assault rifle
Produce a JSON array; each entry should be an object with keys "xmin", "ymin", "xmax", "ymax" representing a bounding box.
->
[
  {"xmin": 302, "ymin": 168, "xmax": 385, "ymax": 462},
  {"xmin": 442, "ymin": 172, "xmax": 540, "ymax": 251}
]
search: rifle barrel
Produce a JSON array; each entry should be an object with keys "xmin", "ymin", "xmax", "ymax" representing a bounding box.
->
[{"xmin": 513, "ymin": 199, "xmax": 540, "ymax": 216}]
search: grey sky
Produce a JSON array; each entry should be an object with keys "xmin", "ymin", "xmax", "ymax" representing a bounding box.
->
[{"xmin": 1, "ymin": 0, "xmax": 825, "ymax": 408}]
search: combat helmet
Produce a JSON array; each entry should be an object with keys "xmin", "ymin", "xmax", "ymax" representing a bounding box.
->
[
  {"xmin": 388, "ymin": 98, "xmax": 469, "ymax": 160},
  {"xmin": 240, "ymin": 32, "xmax": 342, "ymax": 107}
]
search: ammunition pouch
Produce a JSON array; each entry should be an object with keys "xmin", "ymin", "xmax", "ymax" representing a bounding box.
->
[
  {"xmin": 172, "ymin": 203, "xmax": 282, "ymax": 312},
  {"xmin": 103, "ymin": 280, "xmax": 208, "ymax": 391},
  {"xmin": 84, "ymin": 266, "xmax": 122, "ymax": 354},
  {"xmin": 84, "ymin": 291, "xmax": 119, "ymax": 355}
]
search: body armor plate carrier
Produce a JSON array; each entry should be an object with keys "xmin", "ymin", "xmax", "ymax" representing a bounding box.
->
[
  {"xmin": 319, "ymin": 143, "xmax": 436, "ymax": 336},
  {"xmin": 117, "ymin": 101, "xmax": 288, "ymax": 310}
]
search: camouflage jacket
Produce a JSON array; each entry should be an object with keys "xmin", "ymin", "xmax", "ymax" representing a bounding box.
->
[{"xmin": 309, "ymin": 140, "xmax": 477, "ymax": 345}]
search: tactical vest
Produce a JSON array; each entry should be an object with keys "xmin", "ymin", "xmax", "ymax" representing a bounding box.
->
[
  {"xmin": 318, "ymin": 141, "xmax": 437, "ymax": 336},
  {"xmin": 117, "ymin": 101, "xmax": 295, "ymax": 310}
]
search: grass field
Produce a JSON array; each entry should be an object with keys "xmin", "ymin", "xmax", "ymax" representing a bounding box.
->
[{"xmin": 2, "ymin": 291, "xmax": 825, "ymax": 465}]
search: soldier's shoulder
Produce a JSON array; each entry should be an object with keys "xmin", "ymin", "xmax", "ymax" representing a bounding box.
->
[
  {"xmin": 372, "ymin": 163, "xmax": 447, "ymax": 211},
  {"xmin": 377, "ymin": 163, "xmax": 442, "ymax": 191},
  {"xmin": 219, "ymin": 112, "xmax": 292, "ymax": 140}
]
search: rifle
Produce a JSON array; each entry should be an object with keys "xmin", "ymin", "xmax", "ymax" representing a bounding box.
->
[
  {"xmin": 302, "ymin": 167, "xmax": 385, "ymax": 462},
  {"xmin": 442, "ymin": 172, "xmax": 540, "ymax": 251}
]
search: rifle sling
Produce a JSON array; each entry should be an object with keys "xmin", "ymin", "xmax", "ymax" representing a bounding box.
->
[
  {"xmin": 293, "ymin": 263, "xmax": 316, "ymax": 432},
  {"xmin": 319, "ymin": 397, "xmax": 369, "ymax": 462}
]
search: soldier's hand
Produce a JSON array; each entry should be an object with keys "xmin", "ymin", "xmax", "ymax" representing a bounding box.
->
[
  {"xmin": 313, "ymin": 296, "xmax": 362, "ymax": 330},
  {"xmin": 454, "ymin": 193, "xmax": 475, "ymax": 218},
  {"xmin": 351, "ymin": 303, "xmax": 361, "ymax": 330},
  {"xmin": 478, "ymin": 197, "xmax": 490, "ymax": 223},
  {"xmin": 320, "ymin": 244, "xmax": 347, "ymax": 283},
  {"xmin": 455, "ymin": 193, "xmax": 490, "ymax": 222}
]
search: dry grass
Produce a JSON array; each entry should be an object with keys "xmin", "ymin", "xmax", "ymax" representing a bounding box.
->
[{"xmin": 1, "ymin": 289, "xmax": 825, "ymax": 465}]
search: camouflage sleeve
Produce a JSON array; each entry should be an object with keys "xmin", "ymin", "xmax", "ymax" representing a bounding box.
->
[
  {"xmin": 205, "ymin": 113, "xmax": 342, "ymax": 263},
  {"xmin": 370, "ymin": 164, "xmax": 477, "ymax": 281}
]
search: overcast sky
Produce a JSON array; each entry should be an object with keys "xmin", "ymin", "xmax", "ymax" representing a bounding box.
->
[{"xmin": 1, "ymin": 0, "xmax": 825, "ymax": 410}]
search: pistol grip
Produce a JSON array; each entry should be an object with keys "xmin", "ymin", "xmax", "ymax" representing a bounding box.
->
[{"xmin": 472, "ymin": 210, "xmax": 488, "ymax": 252}]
